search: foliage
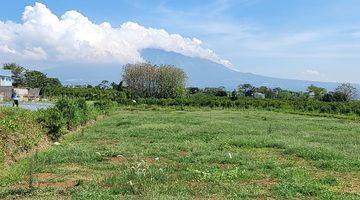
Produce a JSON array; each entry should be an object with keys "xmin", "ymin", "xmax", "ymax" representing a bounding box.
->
[
  {"xmin": 93, "ymin": 99, "xmax": 116, "ymax": 114},
  {"xmin": 204, "ymin": 87, "xmax": 228, "ymax": 97},
  {"xmin": 38, "ymin": 98, "xmax": 116, "ymax": 142},
  {"xmin": 123, "ymin": 63, "xmax": 186, "ymax": 98},
  {"xmin": 238, "ymin": 84, "xmax": 256, "ymax": 97},
  {"xmin": 55, "ymin": 98, "xmax": 83, "ymax": 129},
  {"xmin": 307, "ymin": 85, "xmax": 327, "ymax": 100},
  {"xmin": 187, "ymin": 87, "xmax": 201, "ymax": 94},
  {"xmin": 0, "ymin": 108, "xmax": 46, "ymax": 165},
  {"xmin": 24, "ymin": 70, "xmax": 61, "ymax": 92},
  {"xmin": 37, "ymin": 108, "xmax": 65, "ymax": 141},
  {"xmin": 43, "ymin": 86, "xmax": 128, "ymax": 102},
  {"xmin": 134, "ymin": 95, "xmax": 360, "ymax": 117},
  {"xmin": 0, "ymin": 97, "xmax": 117, "ymax": 167},
  {"xmin": 335, "ymin": 83, "xmax": 357, "ymax": 101}
]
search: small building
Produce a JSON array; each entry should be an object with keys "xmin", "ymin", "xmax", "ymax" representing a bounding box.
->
[
  {"xmin": 0, "ymin": 69, "xmax": 13, "ymax": 87},
  {"xmin": 14, "ymin": 88, "xmax": 29, "ymax": 101},
  {"xmin": 0, "ymin": 69, "xmax": 13, "ymax": 101}
]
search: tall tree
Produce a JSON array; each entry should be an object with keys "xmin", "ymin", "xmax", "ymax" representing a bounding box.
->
[
  {"xmin": 335, "ymin": 83, "xmax": 357, "ymax": 101},
  {"xmin": 238, "ymin": 84, "xmax": 255, "ymax": 97},
  {"xmin": 98, "ymin": 80, "xmax": 111, "ymax": 89},
  {"xmin": 307, "ymin": 85, "xmax": 327, "ymax": 100},
  {"xmin": 122, "ymin": 63, "xmax": 186, "ymax": 98},
  {"xmin": 24, "ymin": 70, "xmax": 61, "ymax": 95}
]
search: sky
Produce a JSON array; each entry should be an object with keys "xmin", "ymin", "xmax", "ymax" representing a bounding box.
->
[{"xmin": 0, "ymin": 0, "xmax": 360, "ymax": 83}]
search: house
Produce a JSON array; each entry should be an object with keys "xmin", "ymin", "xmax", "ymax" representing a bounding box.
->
[
  {"xmin": 0, "ymin": 69, "xmax": 13, "ymax": 101},
  {"xmin": 11, "ymin": 88, "xmax": 40, "ymax": 101},
  {"xmin": 0, "ymin": 69, "xmax": 13, "ymax": 87}
]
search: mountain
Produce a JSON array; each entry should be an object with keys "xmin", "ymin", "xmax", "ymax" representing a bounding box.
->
[
  {"xmin": 45, "ymin": 48, "xmax": 358, "ymax": 92},
  {"xmin": 141, "ymin": 49, "xmax": 358, "ymax": 91}
]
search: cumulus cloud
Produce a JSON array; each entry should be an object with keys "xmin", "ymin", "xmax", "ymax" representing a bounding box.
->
[
  {"xmin": 300, "ymin": 69, "xmax": 328, "ymax": 81},
  {"xmin": 0, "ymin": 2, "xmax": 233, "ymax": 68}
]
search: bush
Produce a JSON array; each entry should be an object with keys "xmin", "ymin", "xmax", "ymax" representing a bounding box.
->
[
  {"xmin": 55, "ymin": 98, "xmax": 82, "ymax": 129},
  {"xmin": 37, "ymin": 108, "xmax": 65, "ymax": 141},
  {"xmin": 38, "ymin": 98, "xmax": 116, "ymax": 142},
  {"xmin": 94, "ymin": 100, "xmax": 116, "ymax": 114},
  {"xmin": 0, "ymin": 108, "xmax": 46, "ymax": 165},
  {"xmin": 1, "ymin": 98, "xmax": 117, "ymax": 166},
  {"xmin": 43, "ymin": 86, "xmax": 128, "ymax": 102}
]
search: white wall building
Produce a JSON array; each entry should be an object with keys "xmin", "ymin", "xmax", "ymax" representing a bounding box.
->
[{"xmin": 0, "ymin": 69, "xmax": 13, "ymax": 86}]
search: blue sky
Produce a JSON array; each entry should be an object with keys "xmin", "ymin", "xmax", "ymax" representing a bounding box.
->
[{"xmin": 1, "ymin": 0, "xmax": 360, "ymax": 83}]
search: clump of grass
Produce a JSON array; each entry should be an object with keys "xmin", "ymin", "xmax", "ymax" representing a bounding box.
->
[
  {"xmin": 319, "ymin": 176, "xmax": 338, "ymax": 186},
  {"xmin": 267, "ymin": 123, "xmax": 273, "ymax": 134}
]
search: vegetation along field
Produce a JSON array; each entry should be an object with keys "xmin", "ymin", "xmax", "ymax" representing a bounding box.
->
[{"xmin": 0, "ymin": 106, "xmax": 359, "ymax": 199}]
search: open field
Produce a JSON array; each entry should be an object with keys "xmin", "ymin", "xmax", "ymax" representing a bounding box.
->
[{"xmin": 1, "ymin": 106, "xmax": 359, "ymax": 199}]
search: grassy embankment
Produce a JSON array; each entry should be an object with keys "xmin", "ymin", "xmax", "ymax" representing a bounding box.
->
[
  {"xmin": 0, "ymin": 106, "xmax": 359, "ymax": 199},
  {"xmin": 0, "ymin": 107, "xmax": 48, "ymax": 166}
]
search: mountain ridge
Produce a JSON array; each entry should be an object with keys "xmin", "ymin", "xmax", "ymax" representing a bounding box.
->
[
  {"xmin": 141, "ymin": 49, "xmax": 359, "ymax": 91},
  {"xmin": 44, "ymin": 48, "xmax": 359, "ymax": 92}
]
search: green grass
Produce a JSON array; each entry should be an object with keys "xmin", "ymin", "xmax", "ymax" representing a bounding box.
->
[{"xmin": 1, "ymin": 106, "xmax": 359, "ymax": 199}]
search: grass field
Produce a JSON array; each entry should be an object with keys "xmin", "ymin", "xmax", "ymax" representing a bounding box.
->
[{"xmin": 1, "ymin": 106, "xmax": 359, "ymax": 199}]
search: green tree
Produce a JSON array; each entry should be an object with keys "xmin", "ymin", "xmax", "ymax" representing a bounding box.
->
[
  {"xmin": 257, "ymin": 86, "xmax": 277, "ymax": 99},
  {"xmin": 24, "ymin": 70, "xmax": 61, "ymax": 90},
  {"xmin": 3, "ymin": 63, "xmax": 26, "ymax": 87},
  {"xmin": 307, "ymin": 85, "xmax": 327, "ymax": 100},
  {"xmin": 98, "ymin": 80, "xmax": 111, "ymax": 89},
  {"xmin": 238, "ymin": 84, "xmax": 255, "ymax": 97},
  {"xmin": 230, "ymin": 89, "xmax": 238, "ymax": 100},
  {"xmin": 335, "ymin": 83, "xmax": 357, "ymax": 101},
  {"xmin": 122, "ymin": 63, "xmax": 186, "ymax": 98}
]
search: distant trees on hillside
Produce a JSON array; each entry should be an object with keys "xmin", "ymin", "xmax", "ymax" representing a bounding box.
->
[
  {"xmin": 183, "ymin": 83, "xmax": 358, "ymax": 102},
  {"xmin": 122, "ymin": 63, "xmax": 186, "ymax": 98},
  {"xmin": 234, "ymin": 83, "xmax": 358, "ymax": 102}
]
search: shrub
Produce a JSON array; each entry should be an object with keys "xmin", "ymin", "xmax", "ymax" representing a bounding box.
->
[
  {"xmin": 37, "ymin": 108, "xmax": 65, "ymax": 141},
  {"xmin": 94, "ymin": 100, "xmax": 116, "ymax": 114},
  {"xmin": 75, "ymin": 98, "xmax": 91, "ymax": 125},
  {"xmin": 43, "ymin": 86, "xmax": 128, "ymax": 102},
  {"xmin": 0, "ymin": 108, "xmax": 46, "ymax": 165},
  {"xmin": 55, "ymin": 98, "xmax": 82, "ymax": 129}
]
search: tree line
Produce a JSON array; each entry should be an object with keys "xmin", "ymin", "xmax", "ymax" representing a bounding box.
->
[
  {"xmin": 3, "ymin": 62, "xmax": 358, "ymax": 103},
  {"xmin": 187, "ymin": 83, "xmax": 357, "ymax": 102}
]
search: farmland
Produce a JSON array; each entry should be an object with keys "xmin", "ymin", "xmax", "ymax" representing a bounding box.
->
[{"xmin": 0, "ymin": 106, "xmax": 359, "ymax": 199}]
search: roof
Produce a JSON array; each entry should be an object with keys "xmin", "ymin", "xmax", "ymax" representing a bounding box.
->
[{"xmin": 0, "ymin": 69, "xmax": 12, "ymax": 77}]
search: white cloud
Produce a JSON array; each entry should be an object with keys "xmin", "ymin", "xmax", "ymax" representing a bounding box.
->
[
  {"xmin": 299, "ymin": 69, "xmax": 329, "ymax": 81},
  {"xmin": 0, "ymin": 45, "xmax": 16, "ymax": 54},
  {"xmin": 303, "ymin": 69, "xmax": 320, "ymax": 76},
  {"xmin": 0, "ymin": 2, "xmax": 233, "ymax": 68}
]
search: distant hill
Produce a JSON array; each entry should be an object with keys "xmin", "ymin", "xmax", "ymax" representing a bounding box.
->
[
  {"xmin": 142, "ymin": 49, "xmax": 359, "ymax": 92},
  {"xmin": 45, "ymin": 48, "xmax": 359, "ymax": 93}
]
